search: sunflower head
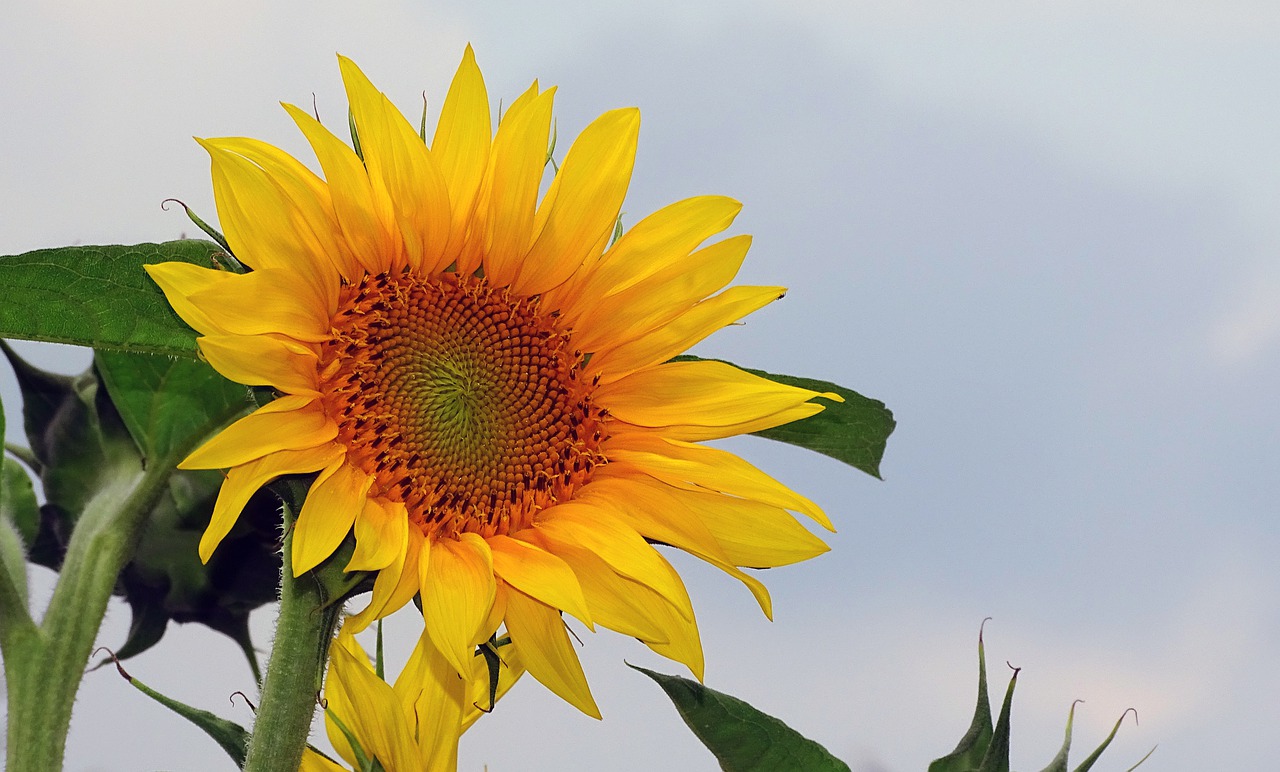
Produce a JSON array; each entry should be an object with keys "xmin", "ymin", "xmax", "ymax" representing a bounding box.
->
[{"xmin": 149, "ymin": 47, "xmax": 840, "ymax": 719}]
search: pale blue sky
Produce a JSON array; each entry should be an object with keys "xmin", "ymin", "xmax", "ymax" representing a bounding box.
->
[{"xmin": 3, "ymin": 2, "xmax": 1277, "ymax": 769}]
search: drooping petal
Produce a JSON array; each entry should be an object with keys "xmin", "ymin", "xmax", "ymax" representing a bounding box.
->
[
  {"xmin": 346, "ymin": 495, "xmax": 409, "ymax": 572},
  {"xmin": 419, "ymin": 532, "xmax": 497, "ymax": 677},
  {"xmin": 292, "ymin": 461, "xmax": 373, "ymax": 575},
  {"xmin": 327, "ymin": 636, "xmax": 419, "ymax": 770},
  {"xmin": 186, "ymin": 267, "xmax": 332, "ymax": 342},
  {"xmin": 398, "ymin": 630, "xmax": 467, "ymax": 772},
  {"xmin": 488, "ymin": 534, "xmax": 593, "ymax": 628},
  {"xmin": 347, "ymin": 525, "xmax": 423, "ymax": 632},
  {"xmin": 199, "ymin": 443, "xmax": 343, "ymax": 562},
  {"xmin": 503, "ymin": 586, "xmax": 600, "ymax": 718},
  {"xmin": 180, "ymin": 395, "xmax": 333, "ymax": 470},
  {"xmin": 534, "ymin": 501, "xmax": 694, "ymax": 621}
]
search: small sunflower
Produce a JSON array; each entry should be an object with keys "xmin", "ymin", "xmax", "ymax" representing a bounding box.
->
[
  {"xmin": 148, "ymin": 48, "xmax": 840, "ymax": 716},
  {"xmin": 302, "ymin": 623, "xmax": 524, "ymax": 772}
]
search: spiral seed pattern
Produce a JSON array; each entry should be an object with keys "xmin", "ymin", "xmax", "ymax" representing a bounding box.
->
[{"xmin": 319, "ymin": 270, "xmax": 609, "ymax": 538}]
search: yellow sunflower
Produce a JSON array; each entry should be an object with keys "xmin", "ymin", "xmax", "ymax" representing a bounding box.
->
[
  {"xmin": 147, "ymin": 47, "xmax": 840, "ymax": 717},
  {"xmin": 302, "ymin": 622, "xmax": 524, "ymax": 772}
]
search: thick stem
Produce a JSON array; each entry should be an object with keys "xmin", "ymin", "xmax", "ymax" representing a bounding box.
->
[
  {"xmin": 4, "ymin": 462, "xmax": 166, "ymax": 772},
  {"xmin": 242, "ymin": 525, "xmax": 341, "ymax": 772}
]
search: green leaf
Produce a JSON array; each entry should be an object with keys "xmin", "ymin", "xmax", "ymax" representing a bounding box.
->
[
  {"xmin": 631, "ymin": 664, "xmax": 850, "ymax": 772},
  {"xmin": 0, "ymin": 240, "xmax": 222, "ymax": 357},
  {"xmin": 110, "ymin": 656, "xmax": 250, "ymax": 767},
  {"xmin": 94, "ymin": 350, "xmax": 250, "ymax": 466},
  {"xmin": 676, "ymin": 356, "xmax": 895, "ymax": 479},
  {"xmin": 929, "ymin": 627, "xmax": 995, "ymax": 772},
  {"xmin": 977, "ymin": 666, "xmax": 1018, "ymax": 772}
]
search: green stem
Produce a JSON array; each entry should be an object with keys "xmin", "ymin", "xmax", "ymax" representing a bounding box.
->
[
  {"xmin": 3, "ymin": 461, "xmax": 168, "ymax": 772},
  {"xmin": 242, "ymin": 522, "xmax": 341, "ymax": 772}
]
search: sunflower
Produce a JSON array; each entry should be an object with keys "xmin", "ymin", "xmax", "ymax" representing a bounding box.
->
[
  {"xmin": 147, "ymin": 47, "xmax": 840, "ymax": 717},
  {"xmin": 302, "ymin": 622, "xmax": 524, "ymax": 772}
]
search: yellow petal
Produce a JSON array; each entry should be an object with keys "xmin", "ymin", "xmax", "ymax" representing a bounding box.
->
[
  {"xmin": 292, "ymin": 462, "xmax": 372, "ymax": 575},
  {"xmin": 180, "ymin": 396, "xmax": 333, "ymax": 470},
  {"xmin": 398, "ymin": 631, "xmax": 467, "ymax": 772},
  {"xmin": 431, "ymin": 45, "xmax": 491, "ymax": 270},
  {"xmin": 197, "ymin": 333, "xmax": 320, "ymax": 396},
  {"xmin": 197, "ymin": 139, "xmax": 340, "ymax": 304},
  {"xmin": 300, "ymin": 750, "xmax": 347, "ymax": 772},
  {"xmin": 199, "ymin": 443, "xmax": 343, "ymax": 562},
  {"xmin": 503, "ymin": 587, "xmax": 600, "ymax": 718},
  {"xmin": 554, "ymin": 195, "xmax": 740, "ymax": 323},
  {"xmin": 284, "ymin": 102, "xmax": 399, "ymax": 275},
  {"xmin": 460, "ymin": 636, "xmax": 526, "ymax": 731},
  {"xmin": 419, "ymin": 532, "xmax": 497, "ymax": 677},
  {"xmin": 212, "ymin": 136, "xmax": 360, "ymax": 284},
  {"xmin": 516, "ymin": 108, "xmax": 640, "ymax": 296},
  {"xmin": 488, "ymin": 534, "xmax": 593, "ymax": 629},
  {"xmin": 347, "ymin": 525, "xmax": 423, "ymax": 632},
  {"xmin": 143, "ymin": 262, "xmax": 236, "ymax": 336},
  {"xmin": 328, "ymin": 637, "xmax": 419, "ymax": 770},
  {"xmin": 639, "ymin": 587, "xmax": 706, "ymax": 680},
  {"xmin": 591, "ymin": 284, "xmax": 785, "ymax": 383},
  {"xmin": 339, "ymin": 56, "xmax": 451, "ymax": 273},
  {"xmin": 574, "ymin": 234, "xmax": 752, "ymax": 354},
  {"xmin": 603, "ymin": 433, "xmax": 832, "ymax": 530},
  {"xmin": 186, "ymin": 267, "xmax": 332, "ymax": 342},
  {"xmin": 346, "ymin": 496, "xmax": 408, "ymax": 572},
  {"xmin": 475, "ymin": 85, "xmax": 555, "ymax": 287},
  {"xmin": 596, "ymin": 359, "xmax": 839, "ymax": 431},
  {"xmin": 535, "ymin": 501, "xmax": 693, "ymax": 621}
]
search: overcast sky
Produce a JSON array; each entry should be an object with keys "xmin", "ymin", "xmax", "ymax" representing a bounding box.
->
[{"xmin": 3, "ymin": 2, "xmax": 1278, "ymax": 770}]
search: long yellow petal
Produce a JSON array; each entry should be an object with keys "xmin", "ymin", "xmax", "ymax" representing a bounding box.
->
[
  {"xmin": 516, "ymin": 108, "xmax": 640, "ymax": 296},
  {"xmin": 346, "ymin": 496, "xmax": 408, "ymax": 572},
  {"xmin": 186, "ymin": 267, "xmax": 332, "ymax": 343},
  {"xmin": 431, "ymin": 45, "xmax": 491, "ymax": 270},
  {"xmin": 603, "ymin": 433, "xmax": 832, "ymax": 530},
  {"xmin": 339, "ymin": 56, "xmax": 451, "ymax": 273},
  {"xmin": 181, "ymin": 396, "xmax": 333, "ymax": 470},
  {"xmin": 211, "ymin": 136, "xmax": 359, "ymax": 284},
  {"xmin": 419, "ymin": 532, "xmax": 497, "ymax": 677},
  {"xmin": 591, "ymin": 284, "xmax": 785, "ymax": 383},
  {"xmin": 503, "ymin": 587, "xmax": 600, "ymax": 718},
  {"xmin": 284, "ymin": 103, "xmax": 399, "ymax": 275},
  {"xmin": 292, "ymin": 461, "xmax": 372, "ymax": 575},
  {"xmin": 398, "ymin": 631, "xmax": 467, "ymax": 772},
  {"xmin": 476, "ymin": 86, "xmax": 555, "ymax": 286},
  {"xmin": 143, "ymin": 262, "xmax": 236, "ymax": 336},
  {"xmin": 198, "ymin": 140, "xmax": 340, "ymax": 304},
  {"xmin": 535, "ymin": 501, "xmax": 694, "ymax": 621},
  {"xmin": 596, "ymin": 359, "xmax": 838, "ymax": 431},
  {"xmin": 574, "ymin": 235, "xmax": 752, "ymax": 354},
  {"xmin": 197, "ymin": 333, "xmax": 320, "ymax": 396},
  {"xmin": 328, "ymin": 638, "xmax": 419, "ymax": 770},
  {"xmin": 347, "ymin": 525, "xmax": 423, "ymax": 632},
  {"xmin": 199, "ymin": 443, "xmax": 343, "ymax": 562},
  {"xmin": 488, "ymin": 534, "xmax": 593, "ymax": 628}
]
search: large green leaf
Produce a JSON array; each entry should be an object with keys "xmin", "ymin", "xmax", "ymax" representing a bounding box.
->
[
  {"xmin": 95, "ymin": 350, "xmax": 250, "ymax": 466},
  {"xmin": 677, "ymin": 356, "xmax": 895, "ymax": 479},
  {"xmin": 0, "ymin": 240, "xmax": 221, "ymax": 356},
  {"xmin": 632, "ymin": 664, "xmax": 850, "ymax": 772}
]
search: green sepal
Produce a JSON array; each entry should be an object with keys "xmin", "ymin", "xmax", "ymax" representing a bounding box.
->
[
  {"xmin": 108, "ymin": 654, "xmax": 250, "ymax": 768},
  {"xmin": 0, "ymin": 240, "xmax": 223, "ymax": 357},
  {"xmin": 630, "ymin": 663, "xmax": 850, "ymax": 772},
  {"xmin": 977, "ymin": 665, "xmax": 1018, "ymax": 772},
  {"xmin": 1, "ymin": 456, "xmax": 38, "ymax": 558},
  {"xmin": 1, "ymin": 399, "xmax": 39, "ymax": 613},
  {"xmin": 675, "ymin": 356, "xmax": 895, "ymax": 479},
  {"xmin": 161, "ymin": 199, "xmax": 233, "ymax": 257},
  {"xmin": 929, "ymin": 626, "xmax": 994, "ymax": 771}
]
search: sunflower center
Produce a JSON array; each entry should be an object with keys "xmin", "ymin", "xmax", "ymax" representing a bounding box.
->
[{"xmin": 319, "ymin": 271, "xmax": 608, "ymax": 538}]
